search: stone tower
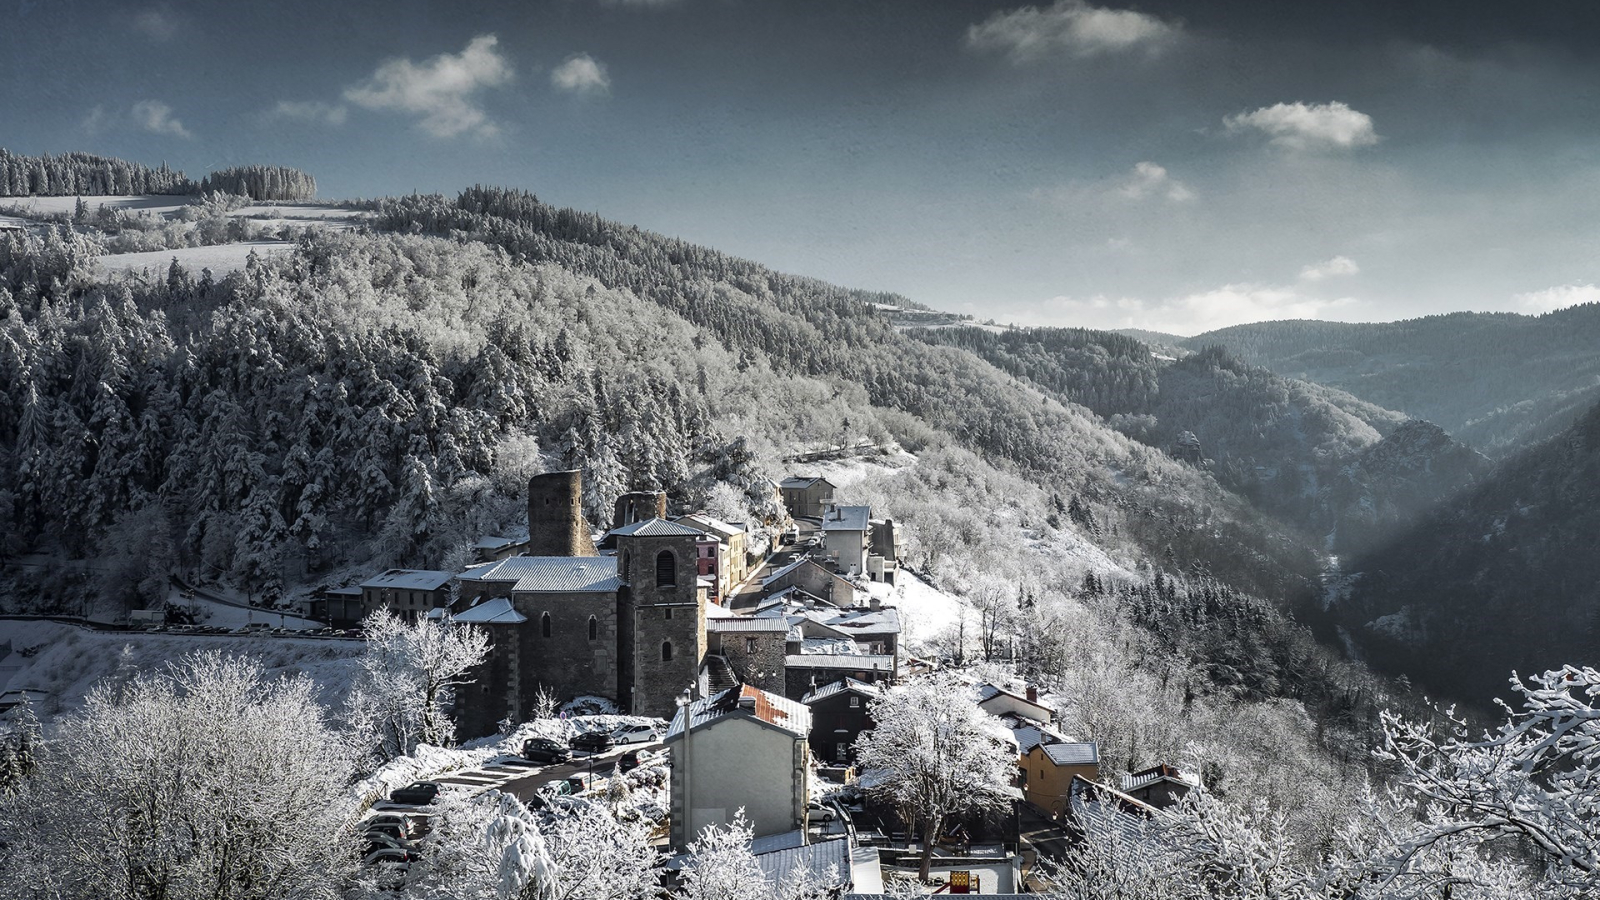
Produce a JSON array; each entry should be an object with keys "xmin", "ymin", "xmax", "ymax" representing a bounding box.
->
[
  {"xmin": 612, "ymin": 490, "xmax": 668, "ymax": 530},
  {"xmin": 615, "ymin": 521, "xmax": 707, "ymax": 718},
  {"xmin": 527, "ymin": 470, "xmax": 597, "ymax": 557}
]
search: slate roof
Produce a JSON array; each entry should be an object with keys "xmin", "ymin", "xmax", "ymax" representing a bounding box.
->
[
  {"xmin": 1041, "ymin": 742, "xmax": 1100, "ymax": 766},
  {"xmin": 360, "ymin": 569, "xmax": 454, "ymax": 591},
  {"xmin": 452, "ymin": 598, "xmax": 528, "ymax": 624},
  {"xmin": 821, "ymin": 506, "xmax": 871, "ymax": 532},
  {"xmin": 754, "ymin": 837, "xmax": 853, "ymax": 890},
  {"xmin": 779, "ymin": 476, "xmax": 833, "ymax": 490},
  {"xmin": 607, "ymin": 518, "xmax": 706, "ymax": 538},
  {"xmin": 1067, "ymin": 776, "xmax": 1160, "ymax": 858},
  {"xmin": 458, "ymin": 557, "xmax": 623, "ymax": 593},
  {"xmin": 761, "ymin": 558, "xmax": 813, "ymax": 587},
  {"xmin": 801, "ymin": 677, "xmax": 883, "ymax": 705},
  {"xmin": 785, "ymin": 654, "xmax": 894, "ymax": 671},
  {"xmin": 472, "ymin": 529, "xmax": 529, "ymax": 551},
  {"xmin": 1121, "ymin": 764, "xmax": 1201, "ymax": 793},
  {"xmin": 706, "ymin": 617, "xmax": 793, "ymax": 633},
  {"xmin": 675, "ymin": 514, "xmax": 745, "ymax": 540},
  {"xmin": 825, "ymin": 607, "xmax": 901, "ymax": 635},
  {"xmin": 665, "ymin": 685, "xmax": 811, "ymax": 740}
]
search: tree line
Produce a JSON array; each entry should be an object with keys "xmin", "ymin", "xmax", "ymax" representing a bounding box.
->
[{"xmin": 0, "ymin": 149, "xmax": 316, "ymax": 201}]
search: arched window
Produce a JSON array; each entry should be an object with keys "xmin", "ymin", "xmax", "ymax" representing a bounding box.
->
[
  {"xmin": 661, "ymin": 640, "xmax": 674, "ymax": 662},
  {"xmin": 587, "ymin": 615, "xmax": 598, "ymax": 641},
  {"xmin": 655, "ymin": 550, "xmax": 677, "ymax": 587},
  {"xmin": 541, "ymin": 612, "xmax": 552, "ymax": 638}
]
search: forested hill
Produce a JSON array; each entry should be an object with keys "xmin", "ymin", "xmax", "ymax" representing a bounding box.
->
[
  {"xmin": 0, "ymin": 149, "xmax": 316, "ymax": 201},
  {"xmin": 906, "ymin": 326, "xmax": 1491, "ymax": 556},
  {"xmin": 1336, "ymin": 398, "xmax": 1600, "ymax": 703},
  {"xmin": 1184, "ymin": 306, "xmax": 1600, "ymax": 454}
]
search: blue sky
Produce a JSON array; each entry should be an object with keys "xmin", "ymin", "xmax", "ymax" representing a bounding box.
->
[{"xmin": 7, "ymin": 0, "xmax": 1600, "ymax": 334}]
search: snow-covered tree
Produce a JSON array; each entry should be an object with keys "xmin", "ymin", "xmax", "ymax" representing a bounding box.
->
[
  {"xmin": 676, "ymin": 810, "xmax": 833, "ymax": 900},
  {"xmin": 346, "ymin": 610, "xmax": 490, "ymax": 764},
  {"xmin": 0, "ymin": 651, "xmax": 355, "ymax": 900},
  {"xmin": 854, "ymin": 673, "xmax": 1016, "ymax": 880}
]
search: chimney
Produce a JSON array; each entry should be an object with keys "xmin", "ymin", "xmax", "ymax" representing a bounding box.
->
[
  {"xmin": 869, "ymin": 595, "xmax": 881, "ymax": 611},
  {"xmin": 738, "ymin": 693, "xmax": 757, "ymax": 710},
  {"xmin": 1026, "ymin": 685, "xmax": 1038, "ymax": 703}
]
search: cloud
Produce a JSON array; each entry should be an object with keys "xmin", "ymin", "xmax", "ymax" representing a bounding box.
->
[
  {"xmin": 1224, "ymin": 101, "xmax": 1379, "ymax": 151},
  {"xmin": 80, "ymin": 105, "xmax": 109, "ymax": 134},
  {"xmin": 1299, "ymin": 256, "xmax": 1360, "ymax": 281},
  {"xmin": 1117, "ymin": 161, "xmax": 1194, "ymax": 202},
  {"xmin": 132, "ymin": 5, "xmax": 180, "ymax": 41},
  {"xmin": 1037, "ymin": 282, "xmax": 1353, "ymax": 335},
  {"xmin": 551, "ymin": 53, "xmax": 611, "ymax": 96},
  {"xmin": 271, "ymin": 100, "xmax": 349, "ymax": 126},
  {"xmin": 132, "ymin": 100, "xmax": 192, "ymax": 139},
  {"xmin": 1514, "ymin": 283, "xmax": 1600, "ymax": 314},
  {"xmin": 344, "ymin": 34, "xmax": 513, "ymax": 138},
  {"xmin": 967, "ymin": 0, "xmax": 1179, "ymax": 61}
]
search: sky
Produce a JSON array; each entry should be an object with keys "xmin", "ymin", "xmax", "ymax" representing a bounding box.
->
[{"xmin": 6, "ymin": 0, "xmax": 1600, "ymax": 335}]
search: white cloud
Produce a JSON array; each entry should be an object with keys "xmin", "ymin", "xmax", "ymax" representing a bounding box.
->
[
  {"xmin": 551, "ymin": 53, "xmax": 611, "ymax": 96},
  {"xmin": 271, "ymin": 100, "xmax": 349, "ymax": 126},
  {"xmin": 132, "ymin": 100, "xmax": 192, "ymax": 139},
  {"xmin": 1037, "ymin": 282, "xmax": 1353, "ymax": 336},
  {"xmin": 1514, "ymin": 283, "xmax": 1600, "ymax": 314},
  {"xmin": 80, "ymin": 105, "xmax": 109, "ymax": 134},
  {"xmin": 967, "ymin": 0, "xmax": 1179, "ymax": 61},
  {"xmin": 132, "ymin": 6, "xmax": 180, "ymax": 41},
  {"xmin": 1224, "ymin": 101, "xmax": 1379, "ymax": 151},
  {"xmin": 1299, "ymin": 256, "xmax": 1360, "ymax": 281},
  {"xmin": 1117, "ymin": 161, "xmax": 1194, "ymax": 202},
  {"xmin": 344, "ymin": 34, "xmax": 513, "ymax": 138}
]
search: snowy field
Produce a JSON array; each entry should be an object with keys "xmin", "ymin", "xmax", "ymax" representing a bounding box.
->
[
  {"xmin": 99, "ymin": 240, "xmax": 294, "ymax": 275},
  {"xmin": 3, "ymin": 195, "xmax": 367, "ymax": 224},
  {"xmin": 0, "ymin": 619, "xmax": 364, "ymax": 718}
]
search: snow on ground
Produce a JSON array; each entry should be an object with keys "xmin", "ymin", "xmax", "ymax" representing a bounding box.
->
[
  {"xmin": 801, "ymin": 446, "xmax": 918, "ymax": 490},
  {"xmin": 3, "ymin": 195, "xmax": 192, "ymax": 217},
  {"xmin": 0, "ymin": 619, "xmax": 364, "ymax": 720},
  {"xmin": 867, "ymin": 571, "xmax": 977, "ymax": 657},
  {"xmin": 99, "ymin": 240, "xmax": 293, "ymax": 275}
]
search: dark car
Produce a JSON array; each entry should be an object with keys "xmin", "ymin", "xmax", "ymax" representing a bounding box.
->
[
  {"xmin": 570, "ymin": 731, "xmax": 614, "ymax": 753},
  {"xmin": 523, "ymin": 737, "xmax": 572, "ymax": 764},
  {"xmin": 389, "ymin": 781, "xmax": 440, "ymax": 805},
  {"xmin": 619, "ymin": 748, "xmax": 659, "ymax": 773}
]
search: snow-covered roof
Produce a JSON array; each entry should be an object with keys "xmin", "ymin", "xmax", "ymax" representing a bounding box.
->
[
  {"xmin": 324, "ymin": 585, "xmax": 363, "ymax": 598},
  {"xmin": 472, "ymin": 528, "xmax": 529, "ymax": 551},
  {"xmin": 1011, "ymin": 723, "xmax": 1066, "ymax": 755},
  {"xmin": 360, "ymin": 569, "xmax": 454, "ymax": 591},
  {"xmin": 779, "ymin": 476, "xmax": 834, "ymax": 490},
  {"xmin": 784, "ymin": 654, "xmax": 894, "ymax": 671},
  {"xmin": 754, "ymin": 836, "xmax": 852, "ymax": 890},
  {"xmin": 1041, "ymin": 742, "xmax": 1100, "ymax": 767},
  {"xmin": 1068, "ymin": 776, "xmax": 1159, "ymax": 853},
  {"xmin": 822, "ymin": 607, "xmax": 901, "ymax": 635},
  {"xmin": 800, "ymin": 677, "xmax": 883, "ymax": 705},
  {"xmin": 607, "ymin": 518, "xmax": 706, "ymax": 539},
  {"xmin": 675, "ymin": 514, "xmax": 744, "ymax": 540},
  {"xmin": 1120, "ymin": 764, "xmax": 1201, "ymax": 793},
  {"xmin": 452, "ymin": 598, "xmax": 527, "ymax": 625},
  {"xmin": 707, "ymin": 617, "xmax": 792, "ymax": 633},
  {"xmin": 460, "ymin": 557, "xmax": 623, "ymax": 593},
  {"xmin": 665, "ymin": 685, "xmax": 811, "ymax": 741},
  {"xmin": 761, "ymin": 558, "xmax": 812, "ymax": 587},
  {"xmin": 821, "ymin": 505, "xmax": 871, "ymax": 532}
]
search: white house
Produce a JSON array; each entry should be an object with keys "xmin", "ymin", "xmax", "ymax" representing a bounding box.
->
[{"xmin": 821, "ymin": 505, "xmax": 871, "ymax": 576}]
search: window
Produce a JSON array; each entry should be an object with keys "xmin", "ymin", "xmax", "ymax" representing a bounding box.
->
[
  {"xmin": 849, "ymin": 696, "xmax": 860, "ymax": 708},
  {"xmin": 745, "ymin": 637, "xmax": 758, "ymax": 653},
  {"xmin": 661, "ymin": 640, "xmax": 674, "ymax": 662},
  {"xmin": 588, "ymin": 615, "xmax": 598, "ymax": 641},
  {"xmin": 655, "ymin": 550, "xmax": 677, "ymax": 587},
  {"xmin": 541, "ymin": 612, "xmax": 552, "ymax": 638},
  {"xmin": 664, "ymin": 608, "xmax": 673, "ymax": 620}
]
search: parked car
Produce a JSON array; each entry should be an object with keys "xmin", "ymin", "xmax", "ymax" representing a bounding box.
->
[
  {"xmin": 806, "ymin": 800, "xmax": 838, "ymax": 822},
  {"xmin": 618, "ymin": 748, "xmax": 658, "ymax": 773},
  {"xmin": 610, "ymin": 723, "xmax": 660, "ymax": 745},
  {"xmin": 523, "ymin": 737, "xmax": 572, "ymax": 764},
  {"xmin": 389, "ymin": 781, "xmax": 440, "ymax": 805},
  {"xmin": 565, "ymin": 773, "xmax": 596, "ymax": 795},
  {"xmin": 363, "ymin": 845, "xmax": 418, "ymax": 866},
  {"xmin": 570, "ymin": 731, "xmax": 615, "ymax": 753},
  {"xmin": 367, "ymin": 813, "xmax": 428, "ymax": 839}
]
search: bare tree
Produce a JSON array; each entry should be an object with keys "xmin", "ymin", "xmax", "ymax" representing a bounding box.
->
[{"xmin": 347, "ymin": 610, "xmax": 490, "ymax": 764}]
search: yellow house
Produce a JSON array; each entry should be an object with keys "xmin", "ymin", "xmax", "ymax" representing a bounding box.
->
[{"xmin": 1022, "ymin": 742, "xmax": 1100, "ymax": 817}]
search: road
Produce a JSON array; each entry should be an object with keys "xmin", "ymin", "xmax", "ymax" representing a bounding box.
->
[{"xmin": 434, "ymin": 741, "xmax": 668, "ymax": 806}]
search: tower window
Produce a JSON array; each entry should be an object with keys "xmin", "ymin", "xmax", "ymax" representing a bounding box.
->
[
  {"xmin": 661, "ymin": 640, "xmax": 674, "ymax": 662},
  {"xmin": 541, "ymin": 612, "xmax": 552, "ymax": 638},
  {"xmin": 664, "ymin": 608, "xmax": 673, "ymax": 620},
  {"xmin": 588, "ymin": 615, "xmax": 598, "ymax": 641},
  {"xmin": 655, "ymin": 550, "xmax": 677, "ymax": 587}
]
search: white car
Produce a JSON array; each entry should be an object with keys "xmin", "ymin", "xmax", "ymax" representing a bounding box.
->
[
  {"xmin": 806, "ymin": 801, "xmax": 838, "ymax": 822},
  {"xmin": 610, "ymin": 723, "xmax": 661, "ymax": 745}
]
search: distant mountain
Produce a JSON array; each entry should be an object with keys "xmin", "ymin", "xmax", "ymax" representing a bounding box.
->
[
  {"xmin": 1336, "ymin": 399, "xmax": 1600, "ymax": 702},
  {"xmin": 1184, "ymin": 307, "xmax": 1600, "ymax": 454},
  {"xmin": 907, "ymin": 327, "xmax": 1488, "ymax": 555}
]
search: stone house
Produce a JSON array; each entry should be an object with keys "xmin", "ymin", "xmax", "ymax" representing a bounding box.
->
[
  {"xmin": 778, "ymin": 476, "xmax": 836, "ymax": 519},
  {"xmin": 783, "ymin": 653, "xmax": 894, "ymax": 700},
  {"xmin": 665, "ymin": 685, "xmax": 812, "ymax": 851},
  {"xmin": 360, "ymin": 569, "xmax": 454, "ymax": 621},
  {"xmin": 800, "ymin": 677, "xmax": 880, "ymax": 764},
  {"xmin": 762, "ymin": 558, "xmax": 858, "ymax": 607},
  {"xmin": 707, "ymin": 617, "xmax": 790, "ymax": 695}
]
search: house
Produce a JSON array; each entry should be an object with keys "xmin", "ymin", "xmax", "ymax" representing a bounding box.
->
[
  {"xmin": 779, "ymin": 476, "xmax": 836, "ymax": 519},
  {"xmin": 753, "ymin": 836, "xmax": 882, "ymax": 895},
  {"xmin": 307, "ymin": 585, "xmax": 365, "ymax": 628},
  {"xmin": 472, "ymin": 527, "xmax": 530, "ymax": 563},
  {"xmin": 1065, "ymin": 775, "xmax": 1161, "ymax": 859},
  {"xmin": 866, "ymin": 518, "xmax": 904, "ymax": 584},
  {"xmin": 822, "ymin": 506, "xmax": 872, "ymax": 576},
  {"xmin": 0, "ymin": 689, "xmax": 48, "ymax": 714},
  {"xmin": 452, "ymin": 472, "xmax": 711, "ymax": 735},
  {"xmin": 977, "ymin": 683, "xmax": 1053, "ymax": 725},
  {"xmin": 360, "ymin": 569, "xmax": 454, "ymax": 621},
  {"xmin": 784, "ymin": 653, "xmax": 894, "ymax": 699},
  {"xmin": 676, "ymin": 513, "xmax": 751, "ymax": 591},
  {"xmin": 1119, "ymin": 764, "xmax": 1200, "ymax": 810},
  {"xmin": 800, "ymin": 677, "xmax": 880, "ymax": 764},
  {"xmin": 665, "ymin": 685, "xmax": 812, "ymax": 850},
  {"xmin": 707, "ymin": 616, "xmax": 791, "ymax": 695},
  {"xmin": 763, "ymin": 558, "xmax": 858, "ymax": 607},
  {"xmin": 1023, "ymin": 742, "xmax": 1101, "ymax": 817}
]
